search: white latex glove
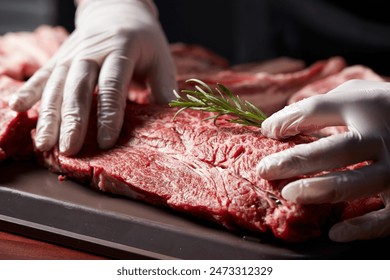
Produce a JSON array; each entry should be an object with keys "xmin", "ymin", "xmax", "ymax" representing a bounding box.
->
[
  {"xmin": 9, "ymin": 0, "xmax": 176, "ymax": 156},
  {"xmin": 257, "ymin": 79, "xmax": 390, "ymax": 242}
]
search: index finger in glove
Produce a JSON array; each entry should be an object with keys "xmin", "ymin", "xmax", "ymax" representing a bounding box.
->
[
  {"xmin": 262, "ymin": 80, "xmax": 390, "ymax": 139},
  {"xmin": 8, "ymin": 32, "xmax": 80, "ymax": 112},
  {"xmin": 261, "ymin": 94, "xmax": 345, "ymax": 139},
  {"xmin": 8, "ymin": 66, "xmax": 52, "ymax": 111}
]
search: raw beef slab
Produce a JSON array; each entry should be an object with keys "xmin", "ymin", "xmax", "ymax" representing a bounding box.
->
[
  {"xmin": 0, "ymin": 26, "xmax": 67, "ymax": 162},
  {"xmin": 129, "ymin": 44, "xmax": 347, "ymax": 114},
  {"xmin": 231, "ymin": 56, "xmax": 305, "ymax": 74},
  {"xmin": 0, "ymin": 26, "xmax": 302, "ymax": 161},
  {"xmin": 177, "ymin": 56, "xmax": 346, "ymax": 116},
  {"xmin": 0, "ymin": 76, "xmax": 38, "ymax": 161},
  {"xmin": 288, "ymin": 65, "xmax": 385, "ymax": 104},
  {"xmin": 170, "ymin": 42, "xmax": 230, "ymax": 74},
  {"xmin": 0, "ymin": 25, "xmax": 68, "ymax": 80},
  {"xmin": 36, "ymin": 102, "xmax": 383, "ymax": 243},
  {"xmin": 0, "ymin": 26, "xmax": 384, "ymax": 242}
]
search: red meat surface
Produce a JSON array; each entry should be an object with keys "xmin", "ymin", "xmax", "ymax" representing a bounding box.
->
[
  {"xmin": 35, "ymin": 102, "xmax": 383, "ymax": 242},
  {"xmin": 0, "ymin": 26, "xmax": 385, "ymax": 242},
  {"xmin": 177, "ymin": 56, "xmax": 346, "ymax": 116},
  {"xmin": 0, "ymin": 76, "xmax": 38, "ymax": 161},
  {"xmin": 288, "ymin": 65, "xmax": 385, "ymax": 104},
  {"xmin": 0, "ymin": 25, "xmax": 68, "ymax": 80}
]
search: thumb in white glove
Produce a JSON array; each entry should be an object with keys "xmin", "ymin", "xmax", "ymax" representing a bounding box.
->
[
  {"xmin": 256, "ymin": 79, "xmax": 390, "ymax": 242},
  {"xmin": 9, "ymin": 0, "xmax": 177, "ymax": 156}
]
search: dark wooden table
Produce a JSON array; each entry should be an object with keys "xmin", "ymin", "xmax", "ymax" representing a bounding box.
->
[{"xmin": 0, "ymin": 231, "xmax": 107, "ymax": 260}]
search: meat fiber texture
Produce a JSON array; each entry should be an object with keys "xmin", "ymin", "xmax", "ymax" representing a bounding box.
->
[
  {"xmin": 35, "ymin": 103, "xmax": 383, "ymax": 243},
  {"xmin": 0, "ymin": 25, "xmax": 313, "ymax": 162},
  {"xmin": 0, "ymin": 26, "xmax": 384, "ymax": 242}
]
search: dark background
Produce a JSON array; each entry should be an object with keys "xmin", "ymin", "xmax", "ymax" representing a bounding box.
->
[
  {"xmin": 1, "ymin": 0, "xmax": 390, "ymax": 75},
  {"xmin": 153, "ymin": 0, "xmax": 390, "ymax": 75}
]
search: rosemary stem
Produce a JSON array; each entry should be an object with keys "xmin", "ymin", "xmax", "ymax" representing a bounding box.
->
[{"xmin": 169, "ymin": 79, "xmax": 267, "ymax": 127}]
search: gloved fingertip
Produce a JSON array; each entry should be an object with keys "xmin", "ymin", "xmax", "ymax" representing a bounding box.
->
[
  {"xmin": 97, "ymin": 128, "xmax": 117, "ymax": 150},
  {"xmin": 261, "ymin": 119, "xmax": 293, "ymax": 139},
  {"xmin": 260, "ymin": 118, "xmax": 274, "ymax": 138},
  {"xmin": 256, "ymin": 157, "xmax": 274, "ymax": 179},
  {"xmin": 8, "ymin": 95, "xmax": 20, "ymax": 110},
  {"xmin": 8, "ymin": 91, "xmax": 31, "ymax": 112},
  {"xmin": 256, "ymin": 155, "xmax": 284, "ymax": 180},
  {"xmin": 151, "ymin": 81, "xmax": 177, "ymax": 104},
  {"xmin": 261, "ymin": 103, "xmax": 307, "ymax": 139},
  {"xmin": 328, "ymin": 223, "xmax": 351, "ymax": 243},
  {"xmin": 34, "ymin": 117, "xmax": 60, "ymax": 152},
  {"xmin": 59, "ymin": 135, "xmax": 70, "ymax": 155},
  {"xmin": 34, "ymin": 135, "xmax": 54, "ymax": 152},
  {"xmin": 59, "ymin": 134, "xmax": 82, "ymax": 156},
  {"xmin": 148, "ymin": 62, "xmax": 177, "ymax": 103},
  {"xmin": 281, "ymin": 184, "xmax": 299, "ymax": 203}
]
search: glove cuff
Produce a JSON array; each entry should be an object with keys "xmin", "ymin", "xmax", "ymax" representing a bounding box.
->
[{"xmin": 75, "ymin": 0, "xmax": 159, "ymax": 27}]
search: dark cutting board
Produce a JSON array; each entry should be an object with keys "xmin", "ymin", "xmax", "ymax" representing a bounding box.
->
[{"xmin": 0, "ymin": 159, "xmax": 387, "ymax": 259}]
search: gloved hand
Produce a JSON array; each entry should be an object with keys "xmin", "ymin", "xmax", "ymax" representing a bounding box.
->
[
  {"xmin": 8, "ymin": 0, "xmax": 176, "ymax": 156},
  {"xmin": 257, "ymin": 79, "xmax": 390, "ymax": 242}
]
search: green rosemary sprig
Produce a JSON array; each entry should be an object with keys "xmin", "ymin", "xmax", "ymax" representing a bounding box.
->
[{"xmin": 169, "ymin": 78, "xmax": 267, "ymax": 127}]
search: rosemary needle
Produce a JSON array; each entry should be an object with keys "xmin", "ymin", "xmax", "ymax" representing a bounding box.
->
[{"xmin": 169, "ymin": 78, "xmax": 267, "ymax": 127}]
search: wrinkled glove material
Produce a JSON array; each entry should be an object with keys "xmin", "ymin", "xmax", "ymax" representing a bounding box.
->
[{"xmin": 257, "ymin": 80, "xmax": 390, "ymax": 242}]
